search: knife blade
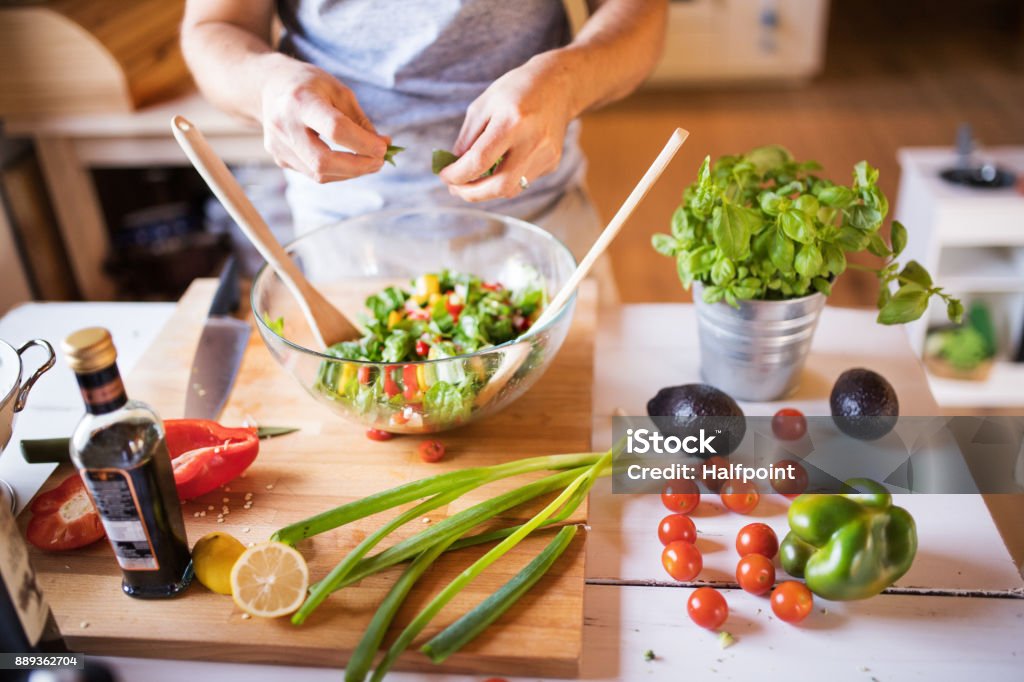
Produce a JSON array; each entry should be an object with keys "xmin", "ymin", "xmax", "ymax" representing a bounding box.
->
[{"xmin": 184, "ymin": 256, "xmax": 251, "ymax": 420}]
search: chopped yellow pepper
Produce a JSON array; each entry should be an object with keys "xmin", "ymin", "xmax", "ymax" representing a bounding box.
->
[
  {"xmin": 412, "ymin": 274, "xmax": 441, "ymax": 304},
  {"xmin": 387, "ymin": 310, "xmax": 403, "ymax": 330}
]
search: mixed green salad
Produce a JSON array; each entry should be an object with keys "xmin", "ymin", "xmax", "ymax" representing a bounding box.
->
[{"xmin": 313, "ymin": 270, "xmax": 546, "ymax": 430}]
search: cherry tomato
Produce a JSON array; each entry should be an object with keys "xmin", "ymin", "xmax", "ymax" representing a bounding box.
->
[
  {"xmin": 720, "ymin": 479, "xmax": 760, "ymax": 514},
  {"xmin": 661, "ymin": 479, "xmax": 700, "ymax": 514},
  {"xmin": 366, "ymin": 428, "xmax": 394, "ymax": 442},
  {"xmin": 357, "ymin": 366, "xmax": 372, "ymax": 385},
  {"xmin": 662, "ymin": 540, "xmax": 703, "ymax": 582},
  {"xmin": 658, "ymin": 514, "xmax": 697, "ymax": 546},
  {"xmin": 736, "ymin": 553, "xmax": 776, "ymax": 596},
  {"xmin": 771, "ymin": 581, "xmax": 814, "ymax": 624},
  {"xmin": 699, "ymin": 455, "xmax": 731, "ymax": 492},
  {"xmin": 772, "ymin": 408, "xmax": 807, "ymax": 441},
  {"xmin": 771, "ymin": 459, "xmax": 809, "ymax": 498},
  {"xmin": 687, "ymin": 587, "xmax": 728, "ymax": 630},
  {"xmin": 735, "ymin": 522, "xmax": 778, "ymax": 558},
  {"xmin": 415, "ymin": 339, "xmax": 429, "ymax": 356},
  {"xmin": 417, "ymin": 440, "xmax": 445, "ymax": 463}
]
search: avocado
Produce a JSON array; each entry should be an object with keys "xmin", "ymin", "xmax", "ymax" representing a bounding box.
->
[
  {"xmin": 830, "ymin": 368, "xmax": 899, "ymax": 440},
  {"xmin": 646, "ymin": 383, "xmax": 745, "ymax": 457}
]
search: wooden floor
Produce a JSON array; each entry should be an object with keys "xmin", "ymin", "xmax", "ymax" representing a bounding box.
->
[{"xmin": 581, "ymin": 0, "xmax": 1024, "ymax": 305}]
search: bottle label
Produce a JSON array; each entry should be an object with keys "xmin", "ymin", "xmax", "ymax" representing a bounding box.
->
[
  {"xmin": 0, "ymin": 504, "xmax": 48, "ymax": 645},
  {"xmin": 82, "ymin": 469, "xmax": 160, "ymax": 571}
]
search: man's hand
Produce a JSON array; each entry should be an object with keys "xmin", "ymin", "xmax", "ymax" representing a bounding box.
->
[
  {"xmin": 440, "ymin": 53, "xmax": 576, "ymax": 202},
  {"xmin": 260, "ymin": 58, "xmax": 390, "ymax": 183}
]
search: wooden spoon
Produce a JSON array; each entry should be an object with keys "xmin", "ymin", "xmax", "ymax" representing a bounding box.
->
[
  {"xmin": 170, "ymin": 116, "xmax": 360, "ymax": 347},
  {"xmin": 475, "ymin": 127, "xmax": 690, "ymax": 406}
]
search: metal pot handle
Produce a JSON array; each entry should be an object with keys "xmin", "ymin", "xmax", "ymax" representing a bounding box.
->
[{"xmin": 14, "ymin": 339, "xmax": 56, "ymax": 412}]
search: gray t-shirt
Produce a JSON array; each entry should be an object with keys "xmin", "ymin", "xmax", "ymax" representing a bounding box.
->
[{"xmin": 276, "ymin": 0, "xmax": 586, "ymax": 229}]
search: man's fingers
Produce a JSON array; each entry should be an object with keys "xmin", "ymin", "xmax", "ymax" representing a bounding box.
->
[
  {"xmin": 446, "ymin": 148, "xmax": 535, "ymax": 203},
  {"xmin": 440, "ymin": 125, "xmax": 510, "ymax": 186},
  {"xmin": 291, "ymin": 128, "xmax": 384, "ymax": 183},
  {"xmin": 299, "ymin": 96, "xmax": 388, "ymax": 159}
]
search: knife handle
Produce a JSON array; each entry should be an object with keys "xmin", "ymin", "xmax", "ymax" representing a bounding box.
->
[
  {"xmin": 209, "ymin": 255, "xmax": 241, "ymax": 317},
  {"xmin": 21, "ymin": 438, "xmax": 72, "ymax": 464}
]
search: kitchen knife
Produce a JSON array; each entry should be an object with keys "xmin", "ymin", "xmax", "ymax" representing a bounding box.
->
[
  {"xmin": 21, "ymin": 426, "xmax": 299, "ymax": 464},
  {"xmin": 185, "ymin": 256, "xmax": 251, "ymax": 420}
]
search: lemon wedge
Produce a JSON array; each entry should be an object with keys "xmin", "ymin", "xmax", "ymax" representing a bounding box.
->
[{"xmin": 230, "ymin": 542, "xmax": 309, "ymax": 618}]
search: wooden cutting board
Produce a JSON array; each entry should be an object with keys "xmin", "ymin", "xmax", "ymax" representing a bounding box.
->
[{"xmin": 25, "ymin": 278, "xmax": 598, "ymax": 678}]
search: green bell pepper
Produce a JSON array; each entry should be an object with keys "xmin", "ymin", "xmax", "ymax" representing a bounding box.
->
[{"xmin": 779, "ymin": 479, "xmax": 917, "ymax": 601}]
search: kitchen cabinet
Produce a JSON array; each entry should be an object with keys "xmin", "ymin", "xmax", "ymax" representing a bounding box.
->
[{"xmin": 896, "ymin": 147, "xmax": 1024, "ymax": 408}]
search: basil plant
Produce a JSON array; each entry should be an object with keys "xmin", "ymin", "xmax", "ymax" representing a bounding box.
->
[{"xmin": 652, "ymin": 145, "xmax": 961, "ymax": 325}]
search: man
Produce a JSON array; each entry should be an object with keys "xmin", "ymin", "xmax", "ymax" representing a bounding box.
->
[{"xmin": 181, "ymin": 1, "xmax": 667, "ymax": 295}]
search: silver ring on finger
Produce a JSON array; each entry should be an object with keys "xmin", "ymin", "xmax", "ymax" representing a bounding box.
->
[{"xmin": 519, "ymin": 175, "xmax": 530, "ymax": 191}]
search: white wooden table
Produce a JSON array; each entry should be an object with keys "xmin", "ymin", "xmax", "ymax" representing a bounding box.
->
[{"xmin": 2, "ymin": 302, "xmax": 1022, "ymax": 681}]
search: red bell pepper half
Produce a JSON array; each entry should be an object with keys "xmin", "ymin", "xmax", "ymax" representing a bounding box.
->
[
  {"xmin": 165, "ymin": 419, "xmax": 259, "ymax": 501},
  {"xmin": 25, "ymin": 473, "xmax": 105, "ymax": 551}
]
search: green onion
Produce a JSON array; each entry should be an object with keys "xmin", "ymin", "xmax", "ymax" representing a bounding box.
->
[
  {"xmin": 421, "ymin": 524, "xmax": 578, "ymax": 663},
  {"xmin": 368, "ymin": 451, "xmax": 611, "ymax": 681},
  {"xmin": 344, "ymin": 537, "xmax": 454, "ymax": 682},
  {"xmin": 312, "ymin": 465, "xmax": 589, "ymax": 596},
  {"xmin": 292, "ymin": 479, "xmax": 481, "ymax": 625},
  {"xmin": 271, "ymin": 452, "xmax": 601, "ymax": 545}
]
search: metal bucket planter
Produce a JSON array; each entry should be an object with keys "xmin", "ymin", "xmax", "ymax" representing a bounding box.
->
[{"xmin": 693, "ymin": 282, "xmax": 826, "ymax": 401}]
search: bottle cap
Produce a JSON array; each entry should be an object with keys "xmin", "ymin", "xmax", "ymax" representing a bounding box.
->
[{"xmin": 62, "ymin": 327, "xmax": 118, "ymax": 374}]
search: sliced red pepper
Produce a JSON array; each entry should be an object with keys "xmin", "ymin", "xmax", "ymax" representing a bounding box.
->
[
  {"xmin": 402, "ymin": 365, "xmax": 419, "ymax": 400},
  {"xmin": 358, "ymin": 365, "xmax": 372, "ymax": 385},
  {"xmin": 481, "ymin": 282, "xmax": 503, "ymax": 292},
  {"xmin": 384, "ymin": 368, "xmax": 401, "ymax": 398},
  {"xmin": 26, "ymin": 473, "xmax": 105, "ymax": 551},
  {"xmin": 165, "ymin": 419, "xmax": 259, "ymax": 501}
]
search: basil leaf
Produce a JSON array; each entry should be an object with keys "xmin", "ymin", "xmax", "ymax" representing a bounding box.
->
[
  {"xmin": 946, "ymin": 298, "xmax": 965, "ymax": 324},
  {"xmin": 816, "ymin": 185, "xmax": 855, "ymax": 208},
  {"xmin": 382, "ymin": 330, "xmax": 413, "ymax": 363},
  {"xmin": 384, "ymin": 144, "xmax": 405, "ymax": 166},
  {"xmin": 432, "ymin": 149, "xmax": 459, "ymax": 174},
  {"xmin": 867, "ymin": 232, "xmax": 891, "ymax": 258},
  {"xmin": 770, "ymin": 229, "xmax": 795, "ymax": 273},
  {"xmin": 671, "ymin": 206, "xmax": 690, "ymax": 240},
  {"xmin": 823, "ymin": 243, "xmax": 847, "ymax": 276},
  {"xmin": 262, "ymin": 313, "xmax": 285, "ymax": 335},
  {"xmin": 794, "ymin": 244, "xmax": 823, "ymax": 279},
  {"xmin": 652, "ymin": 233, "xmax": 679, "ymax": 256},
  {"xmin": 877, "ymin": 284, "xmax": 929, "ymax": 325},
  {"xmin": 675, "ymin": 250, "xmax": 694, "ymax": 287},
  {"xmin": 779, "ymin": 208, "xmax": 815, "ymax": 244},
  {"xmin": 845, "ymin": 205, "xmax": 883, "ymax": 232},
  {"xmin": 793, "ymin": 194, "xmax": 819, "ymax": 216},
  {"xmin": 744, "ymin": 144, "xmax": 793, "ymax": 174},
  {"xmin": 890, "ymin": 221, "xmax": 908, "ymax": 257},
  {"xmin": 853, "ymin": 160, "xmax": 880, "ymax": 188},
  {"xmin": 837, "ymin": 225, "xmax": 869, "ymax": 251},
  {"xmin": 712, "ymin": 202, "xmax": 759, "ymax": 260},
  {"xmin": 711, "ymin": 257, "xmax": 736, "ymax": 285},
  {"xmin": 812, "ymin": 277, "xmax": 832, "ymax": 296},
  {"xmin": 702, "ymin": 285, "xmax": 726, "ymax": 304},
  {"xmin": 877, "ymin": 284, "xmax": 892, "ymax": 309},
  {"xmin": 758, "ymin": 191, "xmax": 787, "ymax": 216},
  {"xmin": 899, "ymin": 260, "xmax": 933, "ymax": 288}
]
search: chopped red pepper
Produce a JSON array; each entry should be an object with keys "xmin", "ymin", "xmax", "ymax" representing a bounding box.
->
[
  {"xmin": 402, "ymin": 365, "xmax": 419, "ymax": 400},
  {"xmin": 415, "ymin": 339, "xmax": 429, "ymax": 357},
  {"xmin": 481, "ymin": 282, "xmax": 503, "ymax": 292},
  {"xmin": 358, "ymin": 365, "xmax": 372, "ymax": 385},
  {"xmin": 25, "ymin": 473, "xmax": 105, "ymax": 551},
  {"xmin": 165, "ymin": 419, "xmax": 259, "ymax": 501},
  {"xmin": 445, "ymin": 294, "xmax": 464, "ymax": 323}
]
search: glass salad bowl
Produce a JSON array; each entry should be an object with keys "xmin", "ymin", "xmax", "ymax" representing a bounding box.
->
[{"xmin": 251, "ymin": 207, "xmax": 577, "ymax": 434}]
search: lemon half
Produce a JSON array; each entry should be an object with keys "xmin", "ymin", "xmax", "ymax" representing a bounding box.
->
[
  {"xmin": 230, "ymin": 542, "xmax": 309, "ymax": 618},
  {"xmin": 192, "ymin": 531, "xmax": 246, "ymax": 595}
]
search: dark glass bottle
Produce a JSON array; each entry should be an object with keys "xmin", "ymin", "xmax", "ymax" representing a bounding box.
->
[{"xmin": 63, "ymin": 327, "xmax": 192, "ymax": 598}]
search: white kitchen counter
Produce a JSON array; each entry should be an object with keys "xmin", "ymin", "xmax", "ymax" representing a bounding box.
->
[{"xmin": 2, "ymin": 301, "xmax": 1022, "ymax": 682}]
